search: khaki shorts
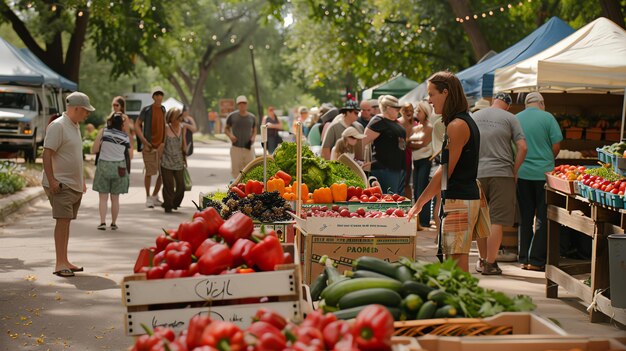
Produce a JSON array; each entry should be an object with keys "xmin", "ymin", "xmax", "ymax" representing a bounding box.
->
[
  {"xmin": 44, "ymin": 185, "xmax": 83, "ymax": 219},
  {"xmin": 230, "ymin": 146, "xmax": 255, "ymax": 179},
  {"xmin": 478, "ymin": 177, "xmax": 516, "ymax": 226},
  {"xmin": 441, "ymin": 187, "xmax": 491, "ymax": 255},
  {"xmin": 142, "ymin": 148, "xmax": 161, "ymax": 176}
]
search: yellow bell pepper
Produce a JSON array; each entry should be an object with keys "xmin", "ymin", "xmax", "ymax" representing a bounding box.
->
[
  {"xmin": 313, "ymin": 187, "xmax": 333, "ymax": 203},
  {"xmin": 330, "ymin": 183, "xmax": 347, "ymax": 202},
  {"xmin": 266, "ymin": 178, "xmax": 285, "ymax": 195}
]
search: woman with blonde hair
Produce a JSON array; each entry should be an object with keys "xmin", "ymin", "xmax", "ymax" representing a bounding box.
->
[
  {"xmin": 160, "ymin": 108, "xmax": 192, "ymax": 213},
  {"xmin": 409, "ymin": 101, "xmax": 435, "ymax": 228}
]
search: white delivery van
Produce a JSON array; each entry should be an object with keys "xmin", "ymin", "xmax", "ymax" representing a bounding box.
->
[{"xmin": 0, "ymin": 85, "xmax": 64, "ymax": 162}]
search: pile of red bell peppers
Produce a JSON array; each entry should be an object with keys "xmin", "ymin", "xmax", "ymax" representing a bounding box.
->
[
  {"xmin": 131, "ymin": 305, "xmax": 395, "ymax": 351},
  {"xmin": 134, "ymin": 208, "xmax": 290, "ymax": 279}
]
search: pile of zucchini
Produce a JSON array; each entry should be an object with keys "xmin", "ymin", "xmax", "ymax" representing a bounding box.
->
[{"xmin": 311, "ymin": 256, "xmax": 535, "ymax": 321}]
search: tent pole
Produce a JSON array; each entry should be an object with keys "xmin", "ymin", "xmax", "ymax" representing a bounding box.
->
[{"xmin": 622, "ymin": 88, "xmax": 626, "ymax": 141}]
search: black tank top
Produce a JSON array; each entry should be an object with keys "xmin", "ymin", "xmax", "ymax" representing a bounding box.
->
[{"xmin": 444, "ymin": 112, "xmax": 480, "ymax": 200}]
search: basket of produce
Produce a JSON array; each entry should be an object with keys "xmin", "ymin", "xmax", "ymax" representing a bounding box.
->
[{"xmin": 544, "ymin": 165, "xmax": 586, "ymax": 194}]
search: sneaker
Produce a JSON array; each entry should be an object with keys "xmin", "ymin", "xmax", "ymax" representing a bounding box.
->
[
  {"xmin": 97, "ymin": 223, "xmax": 106, "ymax": 230},
  {"xmin": 482, "ymin": 261, "xmax": 503, "ymax": 275},
  {"xmin": 475, "ymin": 258, "xmax": 485, "ymax": 273},
  {"xmin": 497, "ymin": 249, "xmax": 518, "ymax": 262},
  {"xmin": 146, "ymin": 197, "xmax": 154, "ymax": 208},
  {"xmin": 110, "ymin": 224, "xmax": 118, "ymax": 230},
  {"xmin": 152, "ymin": 196, "xmax": 163, "ymax": 206}
]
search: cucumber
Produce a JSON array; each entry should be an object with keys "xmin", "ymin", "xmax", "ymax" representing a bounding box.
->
[
  {"xmin": 310, "ymin": 271, "xmax": 327, "ymax": 301},
  {"xmin": 401, "ymin": 294, "xmax": 424, "ymax": 312},
  {"xmin": 394, "ymin": 265, "xmax": 415, "ymax": 282},
  {"xmin": 427, "ymin": 290, "xmax": 450, "ymax": 306},
  {"xmin": 333, "ymin": 306, "xmax": 402, "ymax": 321},
  {"xmin": 322, "ymin": 278, "xmax": 403, "ymax": 307},
  {"xmin": 337, "ymin": 288, "xmax": 402, "ymax": 310},
  {"xmin": 434, "ymin": 305, "xmax": 457, "ymax": 318},
  {"xmin": 400, "ymin": 281, "xmax": 434, "ymax": 299},
  {"xmin": 353, "ymin": 256, "xmax": 398, "ymax": 278},
  {"xmin": 417, "ymin": 301, "xmax": 437, "ymax": 319},
  {"xmin": 321, "ymin": 255, "xmax": 347, "ymax": 286},
  {"xmin": 346, "ymin": 269, "xmax": 397, "ymax": 280}
]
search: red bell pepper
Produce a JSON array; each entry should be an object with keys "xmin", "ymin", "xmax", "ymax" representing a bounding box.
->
[
  {"xmin": 218, "ymin": 212, "xmax": 254, "ymax": 246},
  {"xmin": 253, "ymin": 308, "xmax": 287, "ymax": 330},
  {"xmin": 193, "ymin": 207, "xmax": 225, "ymax": 236},
  {"xmin": 274, "ymin": 170, "xmax": 292, "ymax": 186},
  {"xmin": 178, "ymin": 217, "xmax": 210, "ymax": 253},
  {"xmin": 186, "ymin": 315, "xmax": 212, "ymax": 349},
  {"xmin": 346, "ymin": 186, "xmax": 362, "ymax": 199},
  {"xmin": 134, "ymin": 247, "xmax": 156, "ymax": 273},
  {"xmin": 146, "ymin": 263, "xmax": 169, "ymax": 280},
  {"xmin": 156, "ymin": 230, "xmax": 177, "ymax": 253},
  {"xmin": 188, "ymin": 262, "xmax": 199, "ymax": 276},
  {"xmin": 197, "ymin": 244, "xmax": 234, "ymax": 275},
  {"xmin": 132, "ymin": 326, "xmax": 176, "ymax": 351},
  {"xmin": 246, "ymin": 321, "xmax": 284, "ymax": 340},
  {"xmin": 323, "ymin": 320, "xmax": 352, "ymax": 350},
  {"xmin": 300, "ymin": 310, "xmax": 337, "ymax": 330},
  {"xmin": 294, "ymin": 325, "xmax": 324, "ymax": 346},
  {"xmin": 200, "ymin": 321, "xmax": 245, "ymax": 351},
  {"xmin": 245, "ymin": 179, "xmax": 264, "ymax": 195},
  {"xmin": 165, "ymin": 241, "xmax": 193, "ymax": 270},
  {"xmin": 352, "ymin": 304, "xmax": 394, "ymax": 351},
  {"xmin": 164, "ymin": 269, "xmax": 190, "ymax": 279},
  {"xmin": 248, "ymin": 234, "xmax": 284, "ymax": 271},
  {"xmin": 230, "ymin": 186, "xmax": 246, "ymax": 199},
  {"xmin": 332, "ymin": 333, "xmax": 358, "ymax": 351},
  {"xmin": 257, "ymin": 332, "xmax": 287, "ymax": 351},
  {"xmin": 195, "ymin": 238, "xmax": 218, "ymax": 258},
  {"xmin": 283, "ymin": 252, "xmax": 293, "ymax": 264},
  {"xmin": 153, "ymin": 251, "xmax": 166, "ymax": 266},
  {"xmin": 230, "ymin": 238, "xmax": 255, "ymax": 267}
]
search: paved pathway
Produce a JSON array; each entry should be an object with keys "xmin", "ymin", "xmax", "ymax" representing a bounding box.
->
[{"xmin": 0, "ymin": 141, "xmax": 624, "ymax": 350}]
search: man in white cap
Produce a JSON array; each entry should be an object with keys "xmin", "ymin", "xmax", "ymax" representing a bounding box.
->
[
  {"xmin": 516, "ymin": 92, "xmax": 562, "ymax": 271},
  {"xmin": 473, "ymin": 92, "xmax": 527, "ymax": 275},
  {"xmin": 135, "ymin": 86, "xmax": 166, "ymax": 208},
  {"xmin": 42, "ymin": 92, "xmax": 95, "ymax": 277},
  {"xmin": 225, "ymin": 95, "xmax": 256, "ymax": 178}
]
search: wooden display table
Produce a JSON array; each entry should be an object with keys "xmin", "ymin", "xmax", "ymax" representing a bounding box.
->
[{"xmin": 545, "ymin": 187, "xmax": 626, "ymax": 325}]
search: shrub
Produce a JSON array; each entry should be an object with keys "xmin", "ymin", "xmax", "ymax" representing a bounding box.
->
[{"xmin": 0, "ymin": 161, "xmax": 27, "ymax": 194}]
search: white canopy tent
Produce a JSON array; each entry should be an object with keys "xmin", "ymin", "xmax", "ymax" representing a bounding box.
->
[{"xmin": 493, "ymin": 17, "xmax": 626, "ymax": 138}]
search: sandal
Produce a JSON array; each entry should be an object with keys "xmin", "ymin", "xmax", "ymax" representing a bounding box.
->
[
  {"xmin": 97, "ymin": 223, "xmax": 106, "ymax": 230},
  {"xmin": 53, "ymin": 269, "xmax": 75, "ymax": 277}
]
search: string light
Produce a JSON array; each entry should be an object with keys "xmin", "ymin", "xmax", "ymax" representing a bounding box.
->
[{"xmin": 455, "ymin": 0, "xmax": 532, "ymax": 23}]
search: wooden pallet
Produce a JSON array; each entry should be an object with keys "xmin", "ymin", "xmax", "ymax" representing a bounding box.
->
[{"xmin": 122, "ymin": 264, "xmax": 305, "ymax": 336}]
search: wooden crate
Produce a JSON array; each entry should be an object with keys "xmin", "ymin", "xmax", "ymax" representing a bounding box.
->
[
  {"xmin": 122, "ymin": 264, "xmax": 304, "ymax": 336},
  {"xmin": 414, "ymin": 336, "xmax": 626, "ymax": 351},
  {"xmin": 544, "ymin": 172, "xmax": 576, "ymax": 194}
]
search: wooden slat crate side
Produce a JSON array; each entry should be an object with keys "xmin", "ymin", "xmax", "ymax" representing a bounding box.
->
[
  {"xmin": 122, "ymin": 265, "xmax": 298, "ymax": 306},
  {"xmin": 125, "ymin": 301, "xmax": 302, "ymax": 335}
]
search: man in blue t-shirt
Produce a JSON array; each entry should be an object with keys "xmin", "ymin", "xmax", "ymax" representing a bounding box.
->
[{"xmin": 516, "ymin": 92, "xmax": 562, "ymax": 271}]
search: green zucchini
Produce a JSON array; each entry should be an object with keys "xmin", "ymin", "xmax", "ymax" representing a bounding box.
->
[
  {"xmin": 337, "ymin": 288, "xmax": 402, "ymax": 310},
  {"xmin": 352, "ymin": 256, "xmax": 398, "ymax": 278},
  {"xmin": 310, "ymin": 271, "xmax": 327, "ymax": 301},
  {"xmin": 401, "ymin": 294, "xmax": 424, "ymax": 312},
  {"xmin": 417, "ymin": 301, "xmax": 437, "ymax": 319},
  {"xmin": 434, "ymin": 305, "xmax": 457, "ymax": 318},
  {"xmin": 345, "ymin": 269, "xmax": 397, "ymax": 280},
  {"xmin": 394, "ymin": 265, "xmax": 415, "ymax": 282},
  {"xmin": 427, "ymin": 290, "xmax": 450, "ymax": 306},
  {"xmin": 322, "ymin": 277, "xmax": 403, "ymax": 307},
  {"xmin": 400, "ymin": 281, "xmax": 434, "ymax": 299},
  {"xmin": 333, "ymin": 306, "xmax": 402, "ymax": 321},
  {"xmin": 321, "ymin": 255, "xmax": 347, "ymax": 286}
]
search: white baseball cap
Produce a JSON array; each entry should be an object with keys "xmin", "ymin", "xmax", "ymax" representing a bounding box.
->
[
  {"xmin": 236, "ymin": 95, "xmax": 248, "ymax": 104},
  {"xmin": 151, "ymin": 86, "xmax": 165, "ymax": 96},
  {"xmin": 66, "ymin": 92, "xmax": 95, "ymax": 112}
]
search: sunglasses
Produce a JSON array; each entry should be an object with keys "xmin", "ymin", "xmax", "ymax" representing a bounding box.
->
[{"xmin": 112, "ymin": 103, "xmax": 120, "ymax": 107}]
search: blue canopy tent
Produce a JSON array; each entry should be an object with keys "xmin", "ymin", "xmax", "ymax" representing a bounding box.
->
[
  {"xmin": 457, "ymin": 17, "xmax": 575, "ymax": 99},
  {"xmin": 0, "ymin": 36, "xmax": 77, "ymax": 90}
]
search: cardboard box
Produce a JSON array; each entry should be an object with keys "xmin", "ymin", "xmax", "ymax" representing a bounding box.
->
[
  {"xmin": 292, "ymin": 214, "xmax": 417, "ymax": 236},
  {"xmin": 301, "ymin": 233, "xmax": 416, "ymax": 283}
]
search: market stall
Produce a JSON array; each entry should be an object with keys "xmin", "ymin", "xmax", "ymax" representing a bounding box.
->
[{"xmin": 361, "ymin": 74, "xmax": 419, "ymax": 100}]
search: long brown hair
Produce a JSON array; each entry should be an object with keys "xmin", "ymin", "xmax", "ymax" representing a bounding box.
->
[
  {"xmin": 428, "ymin": 71, "xmax": 468, "ymax": 125},
  {"xmin": 112, "ymin": 96, "xmax": 126, "ymax": 113}
]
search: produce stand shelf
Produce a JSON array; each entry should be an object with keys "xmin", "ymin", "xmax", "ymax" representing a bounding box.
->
[
  {"xmin": 122, "ymin": 264, "xmax": 305, "ymax": 335},
  {"xmin": 545, "ymin": 187, "xmax": 626, "ymax": 326}
]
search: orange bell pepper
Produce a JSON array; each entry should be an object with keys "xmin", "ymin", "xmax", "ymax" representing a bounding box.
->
[
  {"xmin": 266, "ymin": 178, "xmax": 285, "ymax": 195},
  {"xmin": 313, "ymin": 187, "xmax": 333, "ymax": 203},
  {"xmin": 292, "ymin": 181, "xmax": 309, "ymax": 201},
  {"xmin": 330, "ymin": 183, "xmax": 347, "ymax": 202}
]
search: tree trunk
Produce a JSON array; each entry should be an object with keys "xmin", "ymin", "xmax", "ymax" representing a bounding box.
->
[
  {"xmin": 600, "ymin": 0, "xmax": 625, "ymax": 29},
  {"xmin": 447, "ymin": 0, "xmax": 491, "ymax": 61}
]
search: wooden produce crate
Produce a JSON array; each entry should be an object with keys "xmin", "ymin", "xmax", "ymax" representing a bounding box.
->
[
  {"xmin": 122, "ymin": 264, "xmax": 304, "ymax": 336},
  {"xmin": 393, "ymin": 312, "xmax": 566, "ymax": 337},
  {"xmin": 414, "ymin": 336, "xmax": 626, "ymax": 351},
  {"xmin": 545, "ymin": 172, "xmax": 577, "ymax": 194}
]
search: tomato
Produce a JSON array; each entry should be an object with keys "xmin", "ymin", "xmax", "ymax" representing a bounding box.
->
[
  {"xmin": 620, "ymin": 182, "xmax": 626, "ymax": 192},
  {"xmin": 368, "ymin": 196, "xmax": 378, "ymax": 202},
  {"xmin": 592, "ymin": 183, "xmax": 600, "ymax": 189},
  {"xmin": 611, "ymin": 189, "xmax": 619, "ymax": 194}
]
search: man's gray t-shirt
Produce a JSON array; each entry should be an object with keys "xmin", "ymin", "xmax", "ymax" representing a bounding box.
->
[
  {"xmin": 321, "ymin": 114, "xmax": 364, "ymax": 149},
  {"xmin": 472, "ymin": 107, "xmax": 525, "ymax": 178},
  {"xmin": 226, "ymin": 111, "xmax": 256, "ymax": 148}
]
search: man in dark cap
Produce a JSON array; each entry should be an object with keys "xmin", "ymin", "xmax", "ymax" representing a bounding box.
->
[{"xmin": 321, "ymin": 100, "xmax": 365, "ymax": 160}]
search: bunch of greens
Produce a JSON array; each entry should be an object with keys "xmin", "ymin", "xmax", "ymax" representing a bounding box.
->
[
  {"xmin": 240, "ymin": 160, "xmax": 281, "ymax": 184},
  {"xmin": 400, "ymin": 258, "xmax": 535, "ymax": 318},
  {"xmin": 328, "ymin": 161, "xmax": 365, "ymax": 188},
  {"xmin": 584, "ymin": 164, "xmax": 622, "ymax": 182}
]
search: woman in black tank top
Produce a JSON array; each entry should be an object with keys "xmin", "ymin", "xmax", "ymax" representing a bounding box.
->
[{"xmin": 407, "ymin": 71, "xmax": 483, "ymax": 273}]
